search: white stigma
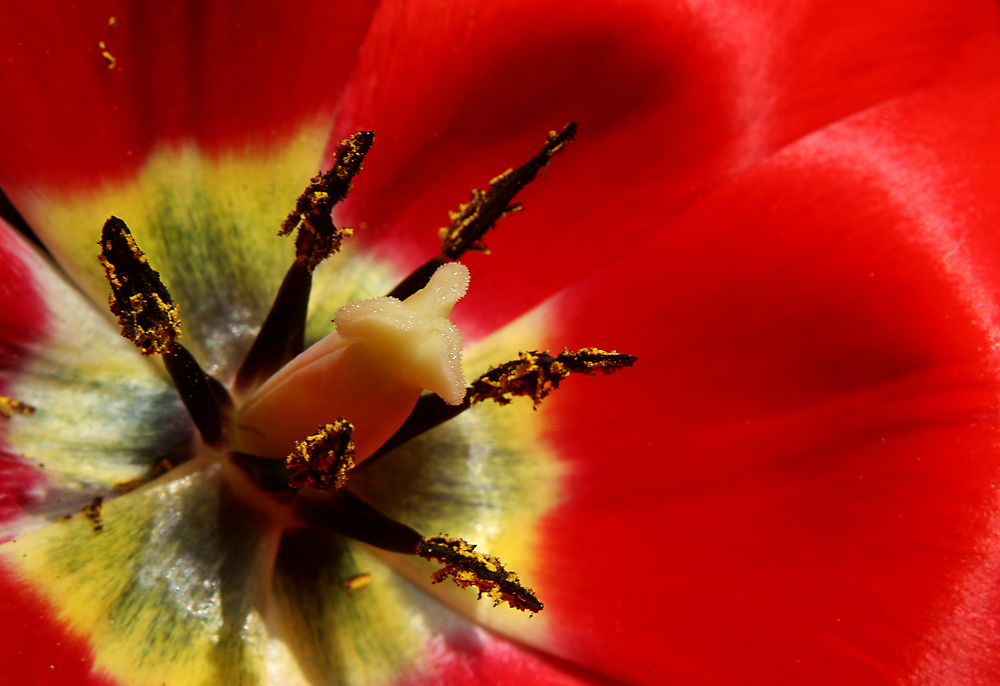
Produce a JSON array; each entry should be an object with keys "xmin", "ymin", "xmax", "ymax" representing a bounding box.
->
[
  {"xmin": 335, "ymin": 262, "xmax": 469, "ymax": 406},
  {"xmin": 235, "ymin": 263, "xmax": 470, "ymax": 462}
]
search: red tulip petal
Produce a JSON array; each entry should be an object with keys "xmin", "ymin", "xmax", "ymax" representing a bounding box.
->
[
  {"xmin": 0, "ymin": 0, "xmax": 379, "ymax": 191},
  {"xmin": 333, "ymin": 0, "xmax": 1000, "ymax": 340},
  {"xmin": 0, "ymin": 567, "xmax": 118, "ymax": 686},
  {"xmin": 515, "ymin": 76, "xmax": 1000, "ymax": 684},
  {"xmin": 0, "ymin": 220, "xmax": 51, "ymax": 527}
]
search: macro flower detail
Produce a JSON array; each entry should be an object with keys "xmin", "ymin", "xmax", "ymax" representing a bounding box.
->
[{"xmin": 5, "ymin": 1, "xmax": 1000, "ymax": 685}]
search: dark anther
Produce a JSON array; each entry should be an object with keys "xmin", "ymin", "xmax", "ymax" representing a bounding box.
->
[
  {"xmin": 417, "ymin": 535, "xmax": 543, "ymax": 614},
  {"xmin": 387, "ymin": 123, "xmax": 577, "ymax": 300},
  {"xmin": 470, "ymin": 348, "xmax": 637, "ymax": 407},
  {"xmin": 294, "ymin": 491, "xmax": 540, "ymax": 612},
  {"xmin": 99, "ymin": 216, "xmax": 180, "ymax": 356},
  {"xmin": 286, "ymin": 420, "xmax": 355, "ymax": 490},
  {"xmin": 358, "ymin": 347, "xmax": 636, "ymax": 473},
  {"xmin": 280, "ymin": 130, "xmax": 374, "ymax": 272}
]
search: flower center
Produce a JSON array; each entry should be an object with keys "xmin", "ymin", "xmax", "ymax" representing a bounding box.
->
[{"xmin": 94, "ymin": 123, "xmax": 635, "ymax": 614}]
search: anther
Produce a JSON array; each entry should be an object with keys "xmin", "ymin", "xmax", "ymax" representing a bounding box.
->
[
  {"xmin": 387, "ymin": 123, "xmax": 577, "ymax": 300},
  {"xmin": 99, "ymin": 216, "xmax": 180, "ymax": 356},
  {"xmin": 294, "ymin": 492, "xmax": 542, "ymax": 612},
  {"xmin": 357, "ymin": 348, "xmax": 636, "ymax": 473},
  {"xmin": 285, "ymin": 420, "xmax": 355, "ymax": 490},
  {"xmin": 279, "ymin": 130, "xmax": 373, "ymax": 272},
  {"xmin": 0, "ymin": 396, "xmax": 35, "ymax": 418},
  {"xmin": 470, "ymin": 348, "xmax": 637, "ymax": 408},
  {"xmin": 417, "ymin": 535, "xmax": 543, "ymax": 614}
]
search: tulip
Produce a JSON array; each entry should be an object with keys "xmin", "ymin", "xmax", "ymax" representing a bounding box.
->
[{"xmin": 3, "ymin": 1, "xmax": 1000, "ymax": 684}]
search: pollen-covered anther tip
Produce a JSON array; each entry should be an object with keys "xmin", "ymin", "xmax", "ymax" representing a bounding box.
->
[
  {"xmin": 98, "ymin": 216, "xmax": 181, "ymax": 355},
  {"xmin": 82, "ymin": 496, "xmax": 104, "ymax": 533},
  {"xmin": 0, "ymin": 396, "xmax": 35, "ymax": 419},
  {"xmin": 279, "ymin": 130, "xmax": 374, "ymax": 271},
  {"xmin": 417, "ymin": 535, "xmax": 543, "ymax": 614},
  {"xmin": 285, "ymin": 420, "xmax": 356, "ymax": 490},
  {"xmin": 335, "ymin": 262, "xmax": 470, "ymax": 405},
  {"xmin": 470, "ymin": 347, "xmax": 637, "ymax": 407},
  {"xmin": 438, "ymin": 123, "xmax": 576, "ymax": 260}
]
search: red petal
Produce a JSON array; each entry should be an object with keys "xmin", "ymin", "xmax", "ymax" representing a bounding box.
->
[
  {"xmin": 394, "ymin": 626, "xmax": 625, "ymax": 686},
  {"xmin": 528, "ymin": 76, "xmax": 1000, "ymax": 684},
  {"xmin": 334, "ymin": 0, "xmax": 1000, "ymax": 339},
  {"xmin": 0, "ymin": 221, "xmax": 50, "ymax": 528},
  {"xmin": 0, "ymin": 0, "xmax": 379, "ymax": 192},
  {"xmin": 0, "ymin": 566, "xmax": 116, "ymax": 686}
]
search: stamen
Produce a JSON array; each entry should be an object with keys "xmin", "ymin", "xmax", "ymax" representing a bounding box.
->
[
  {"xmin": 440, "ymin": 123, "xmax": 576, "ymax": 259},
  {"xmin": 232, "ymin": 260, "xmax": 311, "ymax": 394},
  {"xmin": 99, "ymin": 216, "xmax": 227, "ymax": 446},
  {"xmin": 387, "ymin": 123, "xmax": 577, "ymax": 300},
  {"xmin": 417, "ymin": 535, "xmax": 543, "ymax": 614},
  {"xmin": 0, "ymin": 396, "xmax": 35, "ymax": 418},
  {"xmin": 234, "ymin": 131, "xmax": 374, "ymax": 393},
  {"xmin": 285, "ymin": 420, "xmax": 355, "ymax": 490},
  {"xmin": 162, "ymin": 345, "xmax": 226, "ymax": 445},
  {"xmin": 357, "ymin": 348, "xmax": 636, "ymax": 472},
  {"xmin": 279, "ymin": 130, "xmax": 374, "ymax": 272},
  {"xmin": 295, "ymin": 492, "xmax": 541, "ymax": 613},
  {"xmin": 470, "ymin": 348, "xmax": 637, "ymax": 408}
]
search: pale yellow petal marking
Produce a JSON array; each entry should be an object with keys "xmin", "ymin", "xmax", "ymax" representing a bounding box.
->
[
  {"xmin": 5, "ymin": 228, "xmax": 189, "ymax": 492},
  {"xmin": 0, "ymin": 463, "xmax": 280, "ymax": 686},
  {"xmin": 20, "ymin": 121, "xmax": 398, "ymax": 378}
]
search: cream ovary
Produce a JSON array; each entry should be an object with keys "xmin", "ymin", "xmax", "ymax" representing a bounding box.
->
[{"xmin": 235, "ymin": 263, "xmax": 470, "ymax": 462}]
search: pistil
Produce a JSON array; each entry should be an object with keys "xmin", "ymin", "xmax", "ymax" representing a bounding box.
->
[{"xmin": 234, "ymin": 262, "xmax": 470, "ymax": 462}]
